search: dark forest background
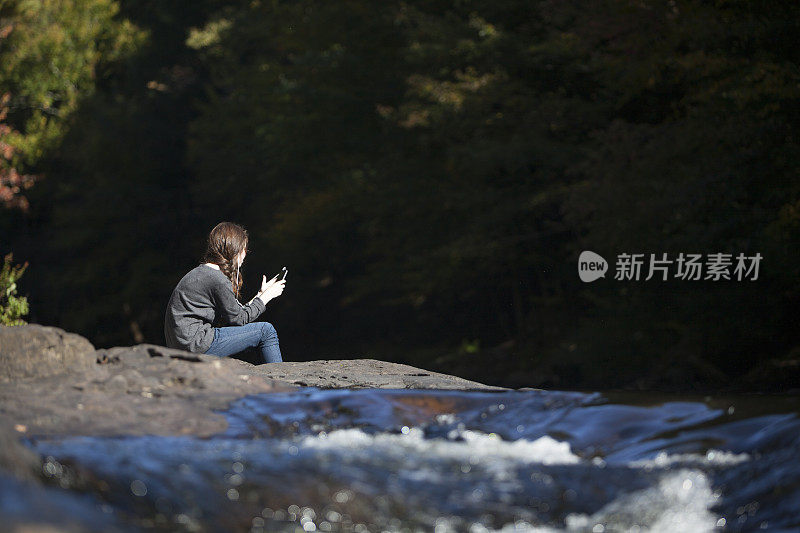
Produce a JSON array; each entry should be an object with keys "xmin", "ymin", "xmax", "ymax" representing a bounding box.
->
[{"xmin": 1, "ymin": 0, "xmax": 798, "ymax": 391}]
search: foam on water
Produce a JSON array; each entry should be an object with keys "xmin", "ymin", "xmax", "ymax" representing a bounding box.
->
[
  {"xmin": 298, "ymin": 426, "xmax": 581, "ymax": 465},
  {"xmin": 474, "ymin": 469, "xmax": 719, "ymax": 533},
  {"xmin": 630, "ymin": 449, "xmax": 750, "ymax": 469},
  {"xmin": 564, "ymin": 469, "xmax": 719, "ymax": 533},
  {"xmin": 296, "ymin": 427, "xmax": 733, "ymax": 532}
]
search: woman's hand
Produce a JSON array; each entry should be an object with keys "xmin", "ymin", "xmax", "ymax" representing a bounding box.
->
[
  {"xmin": 258, "ymin": 274, "xmax": 285, "ymax": 304},
  {"xmin": 261, "ymin": 273, "xmax": 279, "ymax": 293}
]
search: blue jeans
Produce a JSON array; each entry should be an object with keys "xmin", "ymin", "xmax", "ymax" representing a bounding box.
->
[{"xmin": 204, "ymin": 322, "xmax": 283, "ymax": 363}]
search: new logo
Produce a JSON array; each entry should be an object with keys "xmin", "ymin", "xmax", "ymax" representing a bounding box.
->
[{"xmin": 578, "ymin": 251, "xmax": 608, "ymax": 282}]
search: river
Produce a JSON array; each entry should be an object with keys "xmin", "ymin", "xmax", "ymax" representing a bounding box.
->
[{"xmin": 14, "ymin": 387, "xmax": 800, "ymax": 532}]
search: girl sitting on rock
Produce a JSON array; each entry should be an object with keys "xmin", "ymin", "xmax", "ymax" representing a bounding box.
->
[{"xmin": 164, "ymin": 221, "xmax": 285, "ymax": 363}]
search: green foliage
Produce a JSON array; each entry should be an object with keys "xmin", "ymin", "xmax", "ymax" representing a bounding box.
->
[
  {"xmin": 5, "ymin": 0, "xmax": 226, "ymax": 345},
  {"xmin": 0, "ymin": 252, "xmax": 29, "ymax": 325},
  {"xmin": 2, "ymin": 0, "xmax": 798, "ymax": 389},
  {"xmin": 0, "ymin": 0, "xmax": 144, "ymax": 209}
]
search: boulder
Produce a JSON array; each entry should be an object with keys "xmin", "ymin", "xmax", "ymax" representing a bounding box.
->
[{"xmin": 0, "ymin": 324, "xmax": 96, "ymax": 382}]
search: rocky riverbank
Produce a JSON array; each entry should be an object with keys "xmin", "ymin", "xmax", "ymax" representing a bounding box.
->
[
  {"xmin": 0, "ymin": 324, "xmax": 514, "ymax": 531},
  {"xmin": 0, "ymin": 324, "xmax": 509, "ymax": 472}
]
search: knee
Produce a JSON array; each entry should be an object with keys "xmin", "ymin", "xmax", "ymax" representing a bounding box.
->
[{"xmin": 259, "ymin": 322, "xmax": 278, "ymax": 342}]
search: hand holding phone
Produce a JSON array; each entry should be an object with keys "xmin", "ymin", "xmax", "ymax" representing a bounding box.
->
[
  {"xmin": 258, "ymin": 267, "xmax": 287, "ymax": 304},
  {"xmin": 261, "ymin": 267, "xmax": 286, "ymax": 288}
]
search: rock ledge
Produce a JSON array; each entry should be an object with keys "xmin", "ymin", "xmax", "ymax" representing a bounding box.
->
[{"xmin": 0, "ymin": 325, "xmax": 509, "ymax": 445}]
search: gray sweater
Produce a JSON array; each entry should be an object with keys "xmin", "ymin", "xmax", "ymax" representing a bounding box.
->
[{"xmin": 164, "ymin": 264, "xmax": 266, "ymax": 353}]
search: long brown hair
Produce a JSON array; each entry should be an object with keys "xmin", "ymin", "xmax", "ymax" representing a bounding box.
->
[{"xmin": 200, "ymin": 221, "xmax": 248, "ymax": 299}]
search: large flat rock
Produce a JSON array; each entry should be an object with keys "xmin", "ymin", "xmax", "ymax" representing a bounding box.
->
[
  {"xmin": 0, "ymin": 325, "xmax": 509, "ymax": 442},
  {"xmin": 236, "ymin": 358, "xmax": 511, "ymax": 391}
]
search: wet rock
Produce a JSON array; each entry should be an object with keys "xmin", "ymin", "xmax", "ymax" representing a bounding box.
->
[
  {"xmin": 0, "ymin": 416, "xmax": 40, "ymax": 481},
  {"xmin": 0, "ymin": 324, "xmax": 96, "ymax": 382}
]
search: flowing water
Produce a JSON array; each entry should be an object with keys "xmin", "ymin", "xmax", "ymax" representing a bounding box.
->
[{"xmin": 16, "ymin": 388, "xmax": 800, "ymax": 532}]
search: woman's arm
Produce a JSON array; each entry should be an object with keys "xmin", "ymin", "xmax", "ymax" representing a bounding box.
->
[{"xmin": 212, "ymin": 281, "xmax": 266, "ymax": 326}]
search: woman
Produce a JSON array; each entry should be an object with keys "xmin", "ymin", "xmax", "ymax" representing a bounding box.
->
[{"xmin": 164, "ymin": 221, "xmax": 286, "ymax": 362}]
